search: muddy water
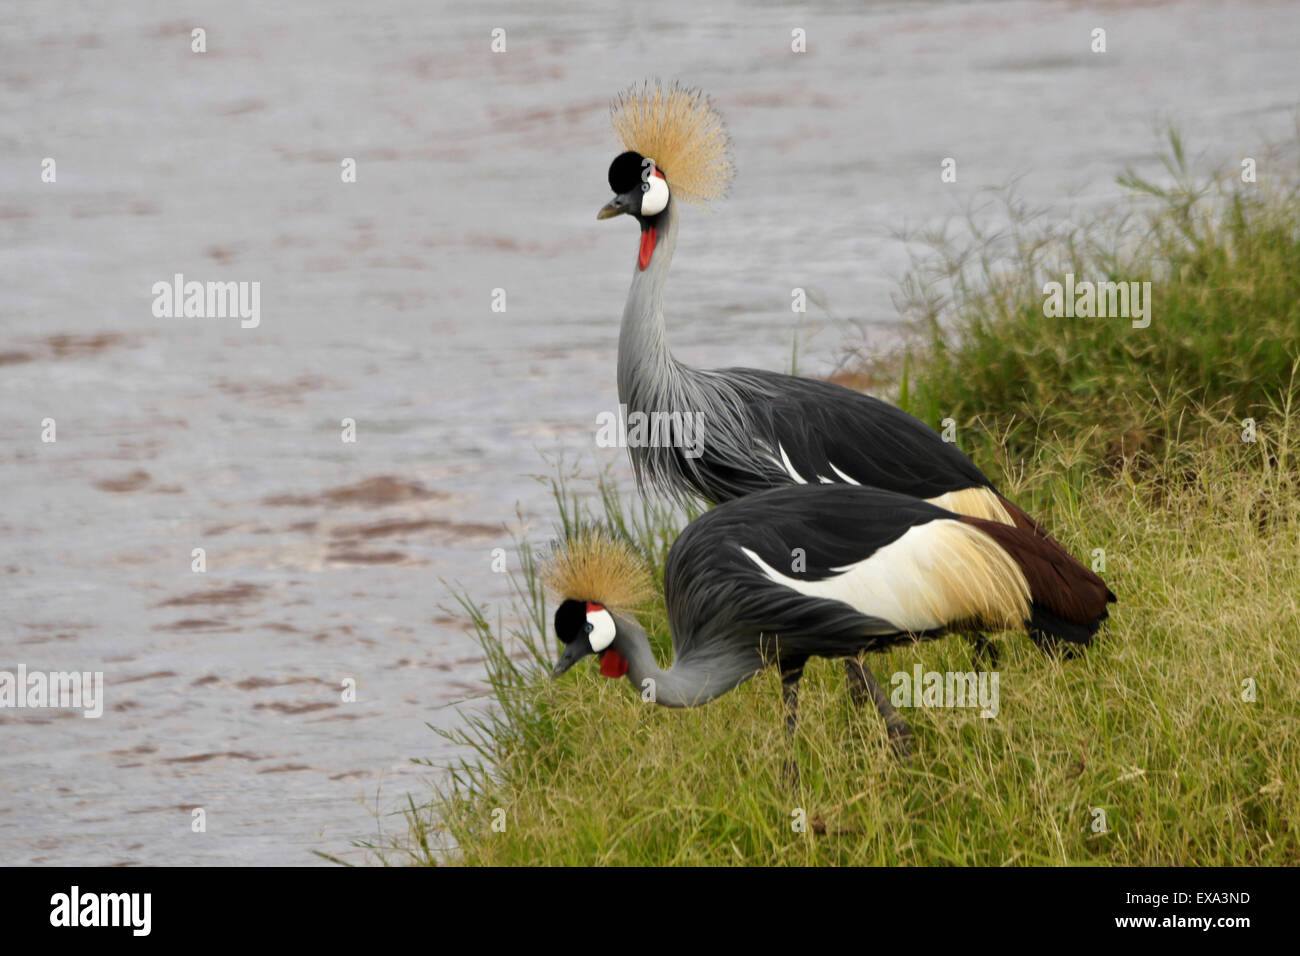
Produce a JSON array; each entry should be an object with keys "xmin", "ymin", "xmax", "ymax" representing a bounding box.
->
[{"xmin": 1, "ymin": 0, "xmax": 1295, "ymax": 864}]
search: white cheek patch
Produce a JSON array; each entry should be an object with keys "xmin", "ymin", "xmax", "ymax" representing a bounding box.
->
[
  {"xmin": 587, "ymin": 608, "xmax": 617, "ymax": 652},
  {"xmin": 640, "ymin": 173, "xmax": 669, "ymax": 216}
]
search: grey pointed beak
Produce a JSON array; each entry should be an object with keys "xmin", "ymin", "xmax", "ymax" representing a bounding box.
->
[
  {"xmin": 551, "ymin": 642, "xmax": 591, "ymax": 678},
  {"xmin": 597, "ymin": 195, "xmax": 630, "ymax": 220}
]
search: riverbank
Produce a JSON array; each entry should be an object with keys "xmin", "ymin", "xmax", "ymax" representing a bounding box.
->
[{"xmin": 394, "ymin": 137, "xmax": 1300, "ymax": 865}]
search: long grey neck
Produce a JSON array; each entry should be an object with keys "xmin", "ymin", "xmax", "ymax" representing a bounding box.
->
[
  {"xmin": 616, "ymin": 615, "xmax": 760, "ymax": 709},
  {"xmin": 610, "ymin": 201, "xmax": 770, "ymax": 505},
  {"xmin": 616, "ymin": 201, "xmax": 681, "ymax": 408}
]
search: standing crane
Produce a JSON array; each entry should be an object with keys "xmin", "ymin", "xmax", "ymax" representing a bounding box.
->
[
  {"xmin": 548, "ymin": 485, "xmax": 1113, "ymax": 759},
  {"xmin": 595, "ymin": 80, "xmax": 1115, "ymax": 667}
]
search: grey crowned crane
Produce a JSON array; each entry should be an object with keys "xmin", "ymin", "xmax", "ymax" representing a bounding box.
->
[
  {"xmin": 595, "ymin": 80, "xmax": 1115, "ymax": 665},
  {"xmin": 548, "ymin": 485, "xmax": 1114, "ymax": 758}
]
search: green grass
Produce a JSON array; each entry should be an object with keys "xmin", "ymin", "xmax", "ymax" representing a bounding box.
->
[
  {"xmin": 386, "ymin": 134, "xmax": 1300, "ymax": 866},
  {"xmin": 884, "ymin": 128, "xmax": 1300, "ymax": 468}
]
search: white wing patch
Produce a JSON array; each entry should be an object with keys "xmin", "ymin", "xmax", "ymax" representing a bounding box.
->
[{"xmin": 740, "ymin": 519, "xmax": 1031, "ymax": 634}]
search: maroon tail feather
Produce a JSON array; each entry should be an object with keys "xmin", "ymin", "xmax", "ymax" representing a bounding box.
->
[{"xmin": 959, "ymin": 513, "xmax": 1116, "ymax": 649}]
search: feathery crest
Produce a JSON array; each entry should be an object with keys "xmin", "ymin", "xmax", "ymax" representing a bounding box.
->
[
  {"xmin": 540, "ymin": 525, "xmax": 655, "ymax": 611},
  {"xmin": 610, "ymin": 80, "xmax": 734, "ymax": 205}
]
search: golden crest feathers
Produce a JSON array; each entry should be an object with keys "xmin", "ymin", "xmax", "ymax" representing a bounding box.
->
[
  {"xmin": 540, "ymin": 526, "xmax": 655, "ymax": 611},
  {"xmin": 611, "ymin": 80, "xmax": 734, "ymax": 205}
]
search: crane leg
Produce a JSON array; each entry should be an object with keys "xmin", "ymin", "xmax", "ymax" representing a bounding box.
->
[
  {"xmin": 780, "ymin": 662, "xmax": 804, "ymax": 790},
  {"xmin": 968, "ymin": 632, "xmax": 999, "ymax": 668},
  {"xmin": 845, "ymin": 656, "xmax": 913, "ymax": 760}
]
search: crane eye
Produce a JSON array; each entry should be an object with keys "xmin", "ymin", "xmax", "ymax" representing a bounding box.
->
[
  {"xmin": 641, "ymin": 183, "xmax": 650, "ymax": 192},
  {"xmin": 583, "ymin": 622, "xmax": 594, "ymax": 633}
]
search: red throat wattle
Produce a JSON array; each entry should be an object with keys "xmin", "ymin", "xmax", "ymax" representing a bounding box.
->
[
  {"xmin": 600, "ymin": 649, "xmax": 629, "ymax": 679},
  {"xmin": 638, "ymin": 227, "xmax": 657, "ymax": 270}
]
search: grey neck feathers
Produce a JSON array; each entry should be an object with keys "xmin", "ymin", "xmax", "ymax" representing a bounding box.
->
[
  {"xmin": 616, "ymin": 202, "xmax": 680, "ymax": 409},
  {"xmin": 614, "ymin": 200, "xmax": 778, "ymax": 504},
  {"xmin": 616, "ymin": 615, "xmax": 763, "ymax": 709}
]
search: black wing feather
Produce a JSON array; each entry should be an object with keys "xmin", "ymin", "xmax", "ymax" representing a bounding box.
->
[
  {"xmin": 731, "ymin": 368, "xmax": 995, "ymax": 498},
  {"xmin": 665, "ymin": 485, "xmax": 955, "ymax": 663}
]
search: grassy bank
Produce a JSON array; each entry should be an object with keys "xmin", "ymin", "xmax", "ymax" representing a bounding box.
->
[
  {"xmin": 396, "ymin": 137, "xmax": 1300, "ymax": 866},
  {"xmin": 881, "ymin": 129, "xmax": 1300, "ymax": 469}
]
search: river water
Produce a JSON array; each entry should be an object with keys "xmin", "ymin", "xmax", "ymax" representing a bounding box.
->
[{"xmin": 1, "ymin": 0, "xmax": 1295, "ymax": 864}]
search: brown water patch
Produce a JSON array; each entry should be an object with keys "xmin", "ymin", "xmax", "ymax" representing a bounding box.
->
[
  {"xmin": 234, "ymin": 676, "xmax": 335, "ymax": 691},
  {"xmin": 148, "ymin": 21, "xmax": 192, "ymax": 38},
  {"xmin": 443, "ymin": 519, "xmax": 500, "ymax": 539},
  {"xmin": 333, "ymin": 518, "xmax": 437, "ymax": 538},
  {"xmin": 127, "ymin": 805, "xmax": 202, "ymax": 815},
  {"xmin": 257, "ymin": 764, "xmax": 313, "ymax": 773},
  {"xmin": 111, "ymin": 745, "xmax": 158, "ymax": 756},
  {"xmin": 191, "ymin": 675, "xmax": 220, "ymax": 686},
  {"xmin": 95, "ymin": 470, "xmax": 151, "ymax": 493},
  {"xmin": 254, "ymin": 701, "xmax": 337, "ymax": 716},
  {"xmin": 264, "ymin": 475, "xmax": 444, "ymax": 508},
  {"xmin": 332, "ymin": 516, "xmax": 499, "ymax": 540},
  {"xmin": 42, "ymin": 332, "xmax": 126, "ymax": 357},
  {"xmin": 118, "ymin": 670, "xmax": 177, "ymax": 684},
  {"xmin": 206, "ymin": 244, "xmax": 239, "ymax": 262},
  {"xmin": 163, "ymin": 752, "xmax": 261, "ymax": 764},
  {"xmin": 156, "ymin": 618, "xmax": 231, "ymax": 631},
  {"xmin": 327, "ymin": 549, "xmax": 406, "ymax": 564},
  {"xmin": 0, "ymin": 351, "xmax": 33, "ymax": 365},
  {"xmin": 158, "ymin": 582, "xmax": 265, "ymax": 607},
  {"xmin": 221, "ymin": 99, "xmax": 266, "ymax": 116},
  {"xmin": 18, "ymin": 631, "xmax": 78, "ymax": 645},
  {"xmin": 214, "ymin": 374, "xmax": 326, "ymax": 404}
]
